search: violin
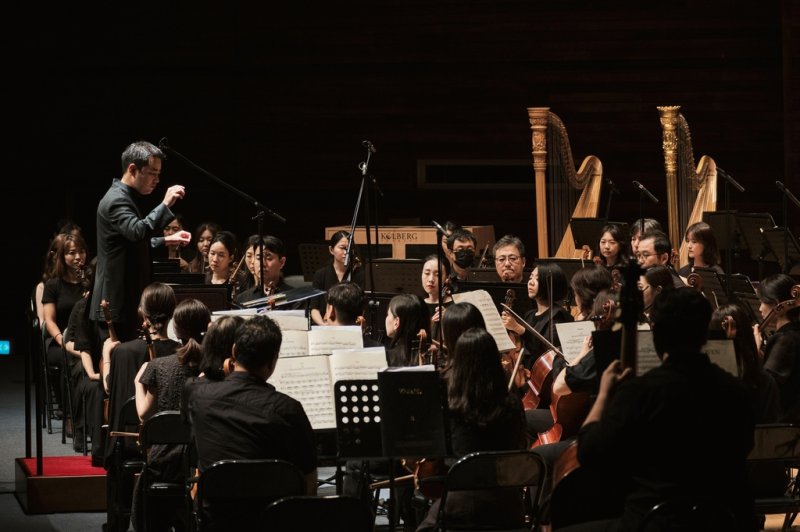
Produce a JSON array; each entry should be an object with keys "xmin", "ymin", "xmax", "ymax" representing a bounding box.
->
[
  {"xmin": 100, "ymin": 299, "xmax": 116, "ymax": 424},
  {"xmin": 756, "ymin": 284, "xmax": 800, "ymax": 346},
  {"xmin": 227, "ymin": 254, "xmax": 248, "ymax": 301},
  {"xmin": 501, "ymin": 290, "xmax": 528, "ymax": 390},
  {"xmin": 141, "ymin": 321, "xmax": 156, "ymax": 362}
]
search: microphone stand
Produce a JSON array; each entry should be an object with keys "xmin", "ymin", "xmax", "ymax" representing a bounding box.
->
[
  {"xmin": 717, "ymin": 168, "xmax": 745, "ymax": 295},
  {"xmin": 158, "ymin": 138, "xmax": 286, "ymax": 296},
  {"xmin": 604, "ymin": 178, "xmax": 619, "ymax": 220}
]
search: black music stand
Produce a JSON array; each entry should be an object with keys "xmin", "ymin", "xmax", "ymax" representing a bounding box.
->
[
  {"xmin": 760, "ymin": 227, "xmax": 800, "ymax": 274},
  {"xmin": 298, "ymin": 242, "xmax": 331, "ymax": 282},
  {"xmin": 171, "ymin": 284, "xmax": 231, "ymax": 312},
  {"xmin": 363, "ymin": 259, "xmax": 426, "ymax": 299},
  {"xmin": 456, "ymin": 280, "xmax": 532, "ymax": 317},
  {"xmin": 734, "ymin": 212, "xmax": 776, "ymax": 260},
  {"xmin": 466, "ymin": 268, "xmax": 502, "ymax": 283},
  {"xmin": 335, "ymin": 380, "xmax": 383, "ymax": 460},
  {"xmin": 731, "ymin": 292, "xmax": 763, "ymax": 327}
]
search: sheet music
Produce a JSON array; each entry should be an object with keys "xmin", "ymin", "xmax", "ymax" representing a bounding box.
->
[
  {"xmin": 636, "ymin": 330, "xmax": 660, "ymax": 376},
  {"xmin": 452, "ymin": 289, "xmax": 516, "ymax": 352},
  {"xmin": 554, "ymin": 321, "xmax": 596, "ymax": 364},
  {"xmin": 280, "ymin": 329, "xmax": 311, "ymax": 358},
  {"xmin": 270, "ymin": 355, "xmax": 337, "ymax": 429},
  {"xmin": 704, "ymin": 339, "xmax": 739, "ymax": 376},
  {"xmin": 308, "ymin": 326, "xmax": 364, "ymax": 355},
  {"xmin": 212, "ymin": 308, "xmax": 259, "ymax": 321},
  {"xmin": 329, "ymin": 347, "xmax": 387, "ymax": 386},
  {"xmin": 265, "ymin": 310, "xmax": 310, "ymax": 331}
]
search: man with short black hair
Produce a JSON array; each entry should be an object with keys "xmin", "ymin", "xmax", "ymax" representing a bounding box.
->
[
  {"xmin": 325, "ymin": 282, "xmax": 382, "ymax": 347},
  {"xmin": 446, "ymin": 228, "xmax": 478, "ymax": 292},
  {"xmin": 493, "ymin": 234, "xmax": 527, "ymax": 283},
  {"xmin": 636, "ymin": 231, "xmax": 684, "ymax": 288}
]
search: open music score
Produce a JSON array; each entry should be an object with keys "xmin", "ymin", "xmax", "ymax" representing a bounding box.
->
[
  {"xmin": 269, "ymin": 347, "xmax": 387, "ymax": 430},
  {"xmin": 451, "ymin": 289, "xmax": 516, "ymax": 353},
  {"xmin": 279, "ymin": 326, "xmax": 365, "ymax": 358}
]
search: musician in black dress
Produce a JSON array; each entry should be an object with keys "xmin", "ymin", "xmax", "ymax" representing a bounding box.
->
[
  {"xmin": 678, "ymin": 221, "xmax": 724, "ymax": 277},
  {"xmin": 310, "ymin": 230, "xmax": 365, "ymax": 325}
]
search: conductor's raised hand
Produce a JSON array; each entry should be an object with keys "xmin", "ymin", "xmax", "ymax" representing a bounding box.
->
[
  {"xmin": 162, "ymin": 184, "xmax": 186, "ymax": 208},
  {"xmin": 165, "ymin": 230, "xmax": 192, "ymax": 248}
]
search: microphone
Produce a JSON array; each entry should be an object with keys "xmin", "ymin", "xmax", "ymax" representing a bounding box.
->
[
  {"xmin": 362, "ymin": 140, "xmax": 376, "ymax": 153},
  {"xmin": 158, "ymin": 137, "xmax": 169, "ymax": 151},
  {"xmin": 432, "ymin": 220, "xmax": 447, "ymax": 235},
  {"xmin": 605, "ymin": 177, "xmax": 620, "ymax": 195},
  {"xmin": 716, "ymin": 167, "xmax": 745, "ymax": 193},
  {"xmin": 777, "ymin": 181, "xmax": 800, "ymax": 209},
  {"xmin": 632, "ymin": 180, "xmax": 659, "ymax": 204}
]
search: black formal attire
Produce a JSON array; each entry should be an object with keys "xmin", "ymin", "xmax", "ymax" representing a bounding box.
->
[
  {"xmin": 415, "ymin": 393, "xmax": 527, "ymax": 531},
  {"xmin": 91, "ymin": 179, "xmax": 174, "ymax": 342},
  {"xmin": 678, "ymin": 263, "xmax": 725, "ymax": 278},
  {"xmin": 311, "ymin": 263, "xmax": 365, "ymax": 317},
  {"xmin": 519, "ymin": 305, "xmax": 573, "ymax": 369},
  {"xmin": 186, "ymin": 372, "xmax": 317, "ymax": 531},
  {"xmin": 104, "ymin": 337, "xmax": 179, "ymax": 532},
  {"xmin": 572, "ymin": 351, "xmax": 756, "ymax": 531},
  {"xmin": 233, "ymin": 278, "xmax": 292, "ymax": 307},
  {"xmin": 42, "ymin": 277, "xmax": 85, "ymax": 406},
  {"xmin": 762, "ymin": 321, "xmax": 800, "ymax": 423}
]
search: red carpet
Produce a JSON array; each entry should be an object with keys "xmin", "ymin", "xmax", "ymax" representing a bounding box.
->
[{"xmin": 18, "ymin": 455, "xmax": 105, "ymax": 477}]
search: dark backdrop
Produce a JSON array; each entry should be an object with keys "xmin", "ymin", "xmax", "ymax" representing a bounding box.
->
[{"xmin": 10, "ymin": 1, "xmax": 800, "ymax": 355}]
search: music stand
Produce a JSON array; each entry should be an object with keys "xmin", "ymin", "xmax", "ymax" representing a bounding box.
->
[
  {"xmin": 171, "ymin": 284, "xmax": 231, "ymax": 312},
  {"xmin": 760, "ymin": 227, "xmax": 800, "ymax": 274},
  {"xmin": 334, "ymin": 380, "xmax": 383, "ymax": 459},
  {"xmin": 298, "ymin": 242, "xmax": 332, "ymax": 282},
  {"xmin": 456, "ymin": 280, "xmax": 532, "ymax": 317},
  {"xmin": 731, "ymin": 292, "xmax": 763, "ymax": 327},
  {"xmin": 702, "ymin": 211, "xmax": 741, "ymax": 256},
  {"xmin": 725, "ymin": 274, "xmax": 757, "ymax": 295},
  {"xmin": 570, "ymin": 218, "xmax": 629, "ymax": 251},
  {"xmin": 363, "ymin": 259, "xmax": 426, "ymax": 299},
  {"xmin": 734, "ymin": 212, "xmax": 776, "ymax": 261},
  {"xmin": 466, "ymin": 268, "xmax": 502, "ymax": 283}
]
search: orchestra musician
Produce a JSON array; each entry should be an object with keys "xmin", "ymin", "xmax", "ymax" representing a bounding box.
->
[
  {"xmin": 324, "ymin": 282, "xmax": 383, "ymax": 347},
  {"xmin": 384, "ymin": 293, "xmax": 431, "ymax": 367},
  {"xmin": 445, "ymin": 228, "xmax": 478, "ymax": 293},
  {"xmin": 492, "ymin": 234, "xmax": 527, "ymax": 283},
  {"xmin": 415, "ymin": 328, "xmax": 527, "ymax": 531},
  {"xmin": 186, "ymin": 221, "xmax": 220, "ymax": 274},
  {"xmin": 204, "ymin": 230, "xmax": 244, "ymax": 286},
  {"xmin": 233, "ymin": 235, "xmax": 291, "ymax": 306},
  {"xmin": 595, "ymin": 223, "xmax": 630, "ymax": 271},
  {"xmin": 197, "ymin": 315, "xmax": 245, "ymax": 381},
  {"xmin": 678, "ymin": 221, "xmax": 724, "ymax": 277},
  {"xmin": 628, "ymin": 217, "xmax": 663, "ymax": 255},
  {"xmin": 638, "ymin": 265, "xmax": 676, "ymax": 324},
  {"xmin": 756, "ymin": 273, "xmax": 800, "ymax": 423},
  {"xmin": 421, "ymin": 254, "xmax": 453, "ymax": 346},
  {"xmin": 635, "ymin": 230, "xmax": 685, "ymax": 288},
  {"xmin": 310, "ymin": 230, "xmax": 365, "ymax": 325},
  {"xmin": 563, "ymin": 288, "xmax": 755, "ymax": 531}
]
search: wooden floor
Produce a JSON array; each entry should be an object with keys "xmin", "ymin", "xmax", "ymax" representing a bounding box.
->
[{"xmin": 764, "ymin": 513, "xmax": 798, "ymax": 531}]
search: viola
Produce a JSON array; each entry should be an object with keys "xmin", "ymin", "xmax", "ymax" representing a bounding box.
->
[
  {"xmin": 140, "ymin": 321, "xmax": 156, "ymax": 362},
  {"xmin": 757, "ymin": 284, "xmax": 800, "ymax": 345},
  {"xmin": 500, "ymin": 289, "xmax": 528, "ymax": 390}
]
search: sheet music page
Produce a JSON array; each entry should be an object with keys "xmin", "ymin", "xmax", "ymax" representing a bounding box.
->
[
  {"xmin": 270, "ymin": 355, "xmax": 336, "ymax": 430},
  {"xmin": 329, "ymin": 347, "xmax": 387, "ymax": 385},
  {"xmin": 280, "ymin": 329, "xmax": 311, "ymax": 358},
  {"xmin": 636, "ymin": 330, "xmax": 661, "ymax": 376},
  {"xmin": 211, "ymin": 308, "xmax": 259, "ymax": 321},
  {"xmin": 452, "ymin": 290, "xmax": 516, "ymax": 352},
  {"xmin": 265, "ymin": 310, "xmax": 310, "ymax": 331},
  {"xmin": 554, "ymin": 321, "xmax": 596, "ymax": 364},
  {"xmin": 705, "ymin": 339, "xmax": 739, "ymax": 376},
  {"xmin": 308, "ymin": 326, "xmax": 364, "ymax": 355}
]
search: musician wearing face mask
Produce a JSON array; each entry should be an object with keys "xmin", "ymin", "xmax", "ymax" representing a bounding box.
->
[{"xmin": 446, "ymin": 228, "xmax": 478, "ymax": 294}]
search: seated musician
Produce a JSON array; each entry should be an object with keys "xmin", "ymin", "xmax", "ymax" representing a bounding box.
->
[
  {"xmin": 186, "ymin": 315, "xmax": 317, "ymax": 527},
  {"xmin": 416, "ymin": 328, "xmax": 527, "ymax": 532},
  {"xmin": 421, "ymin": 254, "xmax": 453, "ymax": 348},
  {"xmin": 596, "ymin": 223, "xmax": 630, "ymax": 271},
  {"xmin": 636, "ymin": 230, "xmax": 685, "ymax": 288},
  {"xmin": 445, "ymin": 228, "xmax": 477, "ymax": 293},
  {"xmin": 324, "ymin": 281, "xmax": 382, "ymax": 347},
  {"xmin": 628, "ymin": 217, "xmax": 663, "ymax": 254},
  {"xmin": 756, "ymin": 273, "xmax": 800, "ymax": 423},
  {"xmin": 492, "ymin": 234, "xmax": 527, "ymax": 283},
  {"xmin": 639, "ymin": 265, "xmax": 675, "ymax": 324},
  {"xmin": 233, "ymin": 235, "xmax": 291, "ymax": 306},
  {"xmin": 678, "ymin": 221, "xmax": 724, "ymax": 277},
  {"xmin": 563, "ymin": 288, "xmax": 755, "ymax": 531}
]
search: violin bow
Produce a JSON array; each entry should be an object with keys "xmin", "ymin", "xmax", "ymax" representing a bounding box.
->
[{"xmin": 501, "ymin": 303, "xmax": 563, "ymax": 357}]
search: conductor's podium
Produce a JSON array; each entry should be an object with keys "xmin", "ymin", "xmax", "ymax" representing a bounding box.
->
[{"xmin": 324, "ymin": 225, "xmax": 495, "ymax": 260}]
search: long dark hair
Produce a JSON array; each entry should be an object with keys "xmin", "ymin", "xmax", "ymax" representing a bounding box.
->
[
  {"xmin": 447, "ymin": 328, "xmax": 517, "ymax": 425},
  {"xmin": 199, "ymin": 315, "xmax": 244, "ymax": 381},
  {"xmin": 441, "ymin": 302, "xmax": 485, "ymax": 356},
  {"xmin": 387, "ymin": 294, "xmax": 430, "ymax": 367},
  {"xmin": 597, "ymin": 223, "xmax": 631, "ymax": 268},
  {"xmin": 173, "ymin": 299, "xmax": 211, "ymax": 370},
  {"xmin": 759, "ymin": 273, "xmax": 800, "ymax": 321},
  {"xmin": 685, "ymin": 221, "xmax": 720, "ymax": 267},
  {"xmin": 710, "ymin": 303, "xmax": 760, "ymax": 391}
]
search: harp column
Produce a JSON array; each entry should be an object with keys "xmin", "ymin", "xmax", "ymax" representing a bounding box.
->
[
  {"xmin": 658, "ymin": 105, "xmax": 682, "ymax": 256},
  {"xmin": 528, "ymin": 107, "xmax": 550, "ymax": 258}
]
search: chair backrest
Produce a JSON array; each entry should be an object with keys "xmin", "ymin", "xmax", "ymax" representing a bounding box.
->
[
  {"xmin": 437, "ymin": 450, "xmax": 547, "ymax": 531},
  {"xmin": 637, "ymin": 496, "xmax": 737, "ymax": 532},
  {"xmin": 196, "ymin": 459, "xmax": 306, "ymax": 531},
  {"xmin": 139, "ymin": 411, "xmax": 191, "ymax": 447},
  {"xmin": 261, "ymin": 495, "xmax": 374, "ymax": 532}
]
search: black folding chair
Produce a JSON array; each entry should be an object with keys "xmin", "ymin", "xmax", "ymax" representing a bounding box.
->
[
  {"xmin": 194, "ymin": 459, "xmax": 306, "ymax": 531},
  {"xmin": 107, "ymin": 396, "xmax": 144, "ymax": 531},
  {"xmin": 261, "ymin": 495, "xmax": 374, "ymax": 532},
  {"xmin": 747, "ymin": 423, "xmax": 800, "ymax": 532}
]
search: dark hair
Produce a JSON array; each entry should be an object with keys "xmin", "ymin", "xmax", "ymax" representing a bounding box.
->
[
  {"xmin": 446, "ymin": 229, "xmax": 477, "ymax": 251},
  {"xmin": 447, "ymin": 328, "xmax": 516, "ymax": 425},
  {"xmin": 493, "ymin": 234, "xmax": 525, "ymax": 258},
  {"xmin": 326, "ymin": 282, "xmax": 365, "ymax": 324},
  {"xmin": 531, "ymin": 262, "xmax": 570, "ymax": 306},
  {"xmin": 640, "ymin": 230, "xmax": 672, "ymax": 257},
  {"xmin": 200, "ymin": 315, "xmax": 244, "ymax": 381},
  {"xmin": 444, "ymin": 221, "xmax": 462, "ymax": 234},
  {"xmin": 51, "ymin": 232, "xmax": 89, "ymax": 282},
  {"xmin": 758, "ymin": 273, "xmax": 800, "ymax": 321},
  {"xmin": 644, "ymin": 265, "xmax": 675, "ymax": 293},
  {"xmin": 597, "ymin": 224, "xmax": 631, "ymax": 267},
  {"xmin": 328, "ymin": 230, "xmax": 350, "ymax": 248},
  {"xmin": 387, "ymin": 294, "xmax": 430, "ymax": 367},
  {"xmin": 441, "ymin": 302, "xmax": 486, "ymax": 356},
  {"xmin": 710, "ymin": 303, "xmax": 760, "ymax": 390},
  {"xmin": 630, "ymin": 218, "xmax": 663, "ymax": 238},
  {"xmin": 651, "ymin": 288, "xmax": 712, "ymax": 356},
  {"xmin": 210, "ymin": 230, "xmax": 239, "ymax": 260},
  {"xmin": 195, "ymin": 221, "xmax": 221, "ymax": 241},
  {"xmin": 234, "ymin": 315, "xmax": 283, "ymax": 371},
  {"xmin": 423, "ymin": 254, "xmax": 450, "ymax": 280},
  {"xmin": 590, "ymin": 288, "xmax": 619, "ymax": 330},
  {"xmin": 139, "ymin": 283, "xmax": 176, "ymax": 337},
  {"xmin": 570, "ymin": 265, "xmax": 613, "ymax": 318},
  {"xmin": 121, "ymin": 141, "xmax": 164, "ymax": 172},
  {"xmin": 173, "ymin": 298, "xmax": 211, "ymax": 369},
  {"xmin": 685, "ymin": 221, "xmax": 720, "ymax": 267}
]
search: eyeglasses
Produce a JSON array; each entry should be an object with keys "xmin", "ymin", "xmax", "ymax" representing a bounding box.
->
[
  {"xmin": 495, "ymin": 255, "xmax": 521, "ymax": 264},
  {"xmin": 635, "ymin": 252, "xmax": 653, "ymax": 259}
]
